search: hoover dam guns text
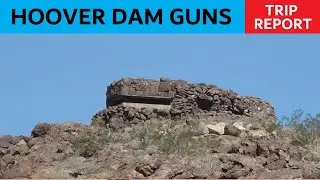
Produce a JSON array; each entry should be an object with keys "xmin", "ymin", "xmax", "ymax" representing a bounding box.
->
[{"xmin": 12, "ymin": 8, "xmax": 232, "ymax": 25}]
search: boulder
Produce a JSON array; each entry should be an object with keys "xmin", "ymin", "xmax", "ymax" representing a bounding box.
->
[
  {"xmin": 196, "ymin": 94, "xmax": 213, "ymax": 110},
  {"xmin": 211, "ymin": 136, "xmax": 240, "ymax": 154},
  {"xmin": 135, "ymin": 159, "xmax": 162, "ymax": 177},
  {"xmin": 31, "ymin": 123, "xmax": 52, "ymax": 137},
  {"xmin": 2, "ymin": 154, "xmax": 14, "ymax": 166},
  {"xmin": 224, "ymin": 124, "xmax": 242, "ymax": 137},
  {"xmin": 0, "ymin": 147, "xmax": 8, "ymax": 156},
  {"xmin": 233, "ymin": 122, "xmax": 246, "ymax": 131},
  {"xmin": 207, "ymin": 123, "xmax": 226, "ymax": 135}
]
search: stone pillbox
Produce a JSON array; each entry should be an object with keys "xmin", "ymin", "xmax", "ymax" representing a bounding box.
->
[{"xmin": 92, "ymin": 78, "xmax": 276, "ymax": 129}]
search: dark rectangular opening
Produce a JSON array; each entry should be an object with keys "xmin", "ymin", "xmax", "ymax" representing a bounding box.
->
[{"xmin": 107, "ymin": 95, "xmax": 173, "ymax": 107}]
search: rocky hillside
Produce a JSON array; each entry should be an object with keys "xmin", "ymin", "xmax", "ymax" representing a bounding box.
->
[{"xmin": 1, "ymin": 78, "xmax": 320, "ymax": 179}]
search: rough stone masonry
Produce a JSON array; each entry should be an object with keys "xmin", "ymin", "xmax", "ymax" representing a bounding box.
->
[{"xmin": 92, "ymin": 77, "xmax": 276, "ymax": 130}]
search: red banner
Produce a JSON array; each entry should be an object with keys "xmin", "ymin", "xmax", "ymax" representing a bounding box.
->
[{"xmin": 245, "ymin": 0, "xmax": 320, "ymax": 34}]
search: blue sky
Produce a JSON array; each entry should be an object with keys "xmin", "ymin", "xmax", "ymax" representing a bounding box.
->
[{"xmin": 0, "ymin": 35, "xmax": 319, "ymax": 135}]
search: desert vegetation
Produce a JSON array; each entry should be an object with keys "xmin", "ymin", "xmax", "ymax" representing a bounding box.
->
[
  {"xmin": 278, "ymin": 110, "xmax": 320, "ymax": 154},
  {"xmin": 71, "ymin": 109, "xmax": 320, "ymax": 159},
  {"xmin": 71, "ymin": 120, "xmax": 223, "ymax": 158}
]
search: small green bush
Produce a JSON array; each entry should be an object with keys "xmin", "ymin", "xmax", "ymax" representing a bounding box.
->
[
  {"xmin": 72, "ymin": 133, "xmax": 99, "ymax": 157},
  {"xmin": 291, "ymin": 124, "xmax": 317, "ymax": 145},
  {"xmin": 131, "ymin": 121, "xmax": 220, "ymax": 156},
  {"xmin": 281, "ymin": 110, "xmax": 320, "ymax": 146},
  {"xmin": 262, "ymin": 120, "xmax": 280, "ymax": 133},
  {"xmin": 71, "ymin": 128, "xmax": 113, "ymax": 157}
]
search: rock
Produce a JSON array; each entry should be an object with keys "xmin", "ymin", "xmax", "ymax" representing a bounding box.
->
[
  {"xmin": 257, "ymin": 169, "xmax": 303, "ymax": 179},
  {"xmin": 266, "ymin": 153, "xmax": 279, "ymax": 164},
  {"xmin": 0, "ymin": 136, "xmax": 12, "ymax": 148},
  {"xmin": 279, "ymin": 149, "xmax": 290, "ymax": 161},
  {"xmin": 245, "ymin": 123, "xmax": 253, "ymax": 130},
  {"xmin": 31, "ymin": 123, "xmax": 52, "ymax": 137},
  {"xmin": 265, "ymin": 159, "xmax": 287, "ymax": 170},
  {"xmin": 220, "ymin": 166, "xmax": 250, "ymax": 179},
  {"xmin": 135, "ymin": 159, "xmax": 162, "ymax": 177},
  {"xmin": 91, "ymin": 116, "xmax": 106, "ymax": 127},
  {"xmin": 271, "ymin": 131, "xmax": 277, "ymax": 137},
  {"xmin": 206, "ymin": 88, "xmax": 218, "ymax": 96},
  {"xmin": 157, "ymin": 109, "xmax": 170, "ymax": 117},
  {"xmin": 233, "ymin": 122, "xmax": 246, "ymax": 131},
  {"xmin": 246, "ymin": 122, "xmax": 261, "ymax": 130},
  {"xmin": 236, "ymin": 155, "xmax": 264, "ymax": 171},
  {"xmin": 170, "ymin": 108, "xmax": 181, "ymax": 116},
  {"xmin": 0, "ymin": 147, "xmax": 8, "ymax": 156},
  {"xmin": 140, "ymin": 114, "xmax": 147, "ymax": 121},
  {"xmin": 287, "ymin": 146, "xmax": 302, "ymax": 161},
  {"xmin": 248, "ymin": 129, "xmax": 268, "ymax": 138},
  {"xmin": 1, "ymin": 118, "xmax": 319, "ymax": 180},
  {"xmin": 224, "ymin": 124, "xmax": 242, "ymax": 137},
  {"xmin": 240, "ymin": 140, "xmax": 257, "ymax": 156},
  {"xmin": 194, "ymin": 122, "xmax": 209, "ymax": 135},
  {"xmin": 180, "ymin": 156, "xmax": 222, "ymax": 179},
  {"xmin": 1, "ymin": 157, "xmax": 32, "ymax": 178},
  {"xmin": 2, "ymin": 154, "xmax": 14, "ymax": 166},
  {"xmin": 17, "ymin": 140, "xmax": 27, "ymax": 146},
  {"xmin": 233, "ymin": 102, "xmax": 247, "ymax": 114},
  {"xmin": 108, "ymin": 117, "xmax": 125, "ymax": 130},
  {"xmin": 207, "ymin": 123, "xmax": 226, "ymax": 135},
  {"xmin": 211, "ymin": 137, "xmax": 240, "ymax": 154},
  {"xmin": 129, "ymin": 118, "xmax": 140, "ymax": 125},
  {"xmin": 287, "ymin": 159, "xmax": 302, "ymax": 169},
  {"xmin": 10, "ymin": 136, "xmax": 29, "ymax": 145},
  {"xmin": 8, "ymin": 145, "xmax": 21, "ymax": 156},
  {"xmin": 18, "ymin": 145, "xmax": 30, "ymax": 156},
  {"xmin": 302, "ymin": 163, "xmax": 320, "ymax": 179},
  {"xmin": 256, "ymin": 142, "xmax": 270, "ymax": 157},
  {"xmin": 127, "ymin": 110, "xmax": 135, "ymax": 119},
  {"xmin": 196, "ymin": 94, "xmax": 213, "ymax": 110},
  {"xmin": 158, "ymin": 82, "xmax": 172, "ymax": 92},
  {"xmin": 27, "ymin": 138, "xmax": 40, "ymax": 148},
  {"xmin": 160, "ymin": 77, "xmax": 170, "ymax": 82},
  {"xmin": 7, "ymin": 143, "xmax": 29, "ymax": 156},
  {"xmin": 128, "ymin": 170, "xmax": 144, "ymax": 179},
  {"xmin": 154, "ymin": 165, "xmax": 184, "ymax": 179},
  {"xmin": 256, "ymin": 156, "xmax": 267, "ymax": 166},
  {"xmin": 221, "ymin": 162, "xmax": 234, "ymax": 172},
  {"xmin": 141, "ymin": 108, "xmax": 153, "ymax": 117},
  {"xmin": 0, "ymin": 158, "xmax": 6, "ymax": 169}
]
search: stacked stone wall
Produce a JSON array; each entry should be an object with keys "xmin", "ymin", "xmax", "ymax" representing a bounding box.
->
[{"xmin": 92, "ymin": 78, "xmax": 276, "ymax": 129}]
